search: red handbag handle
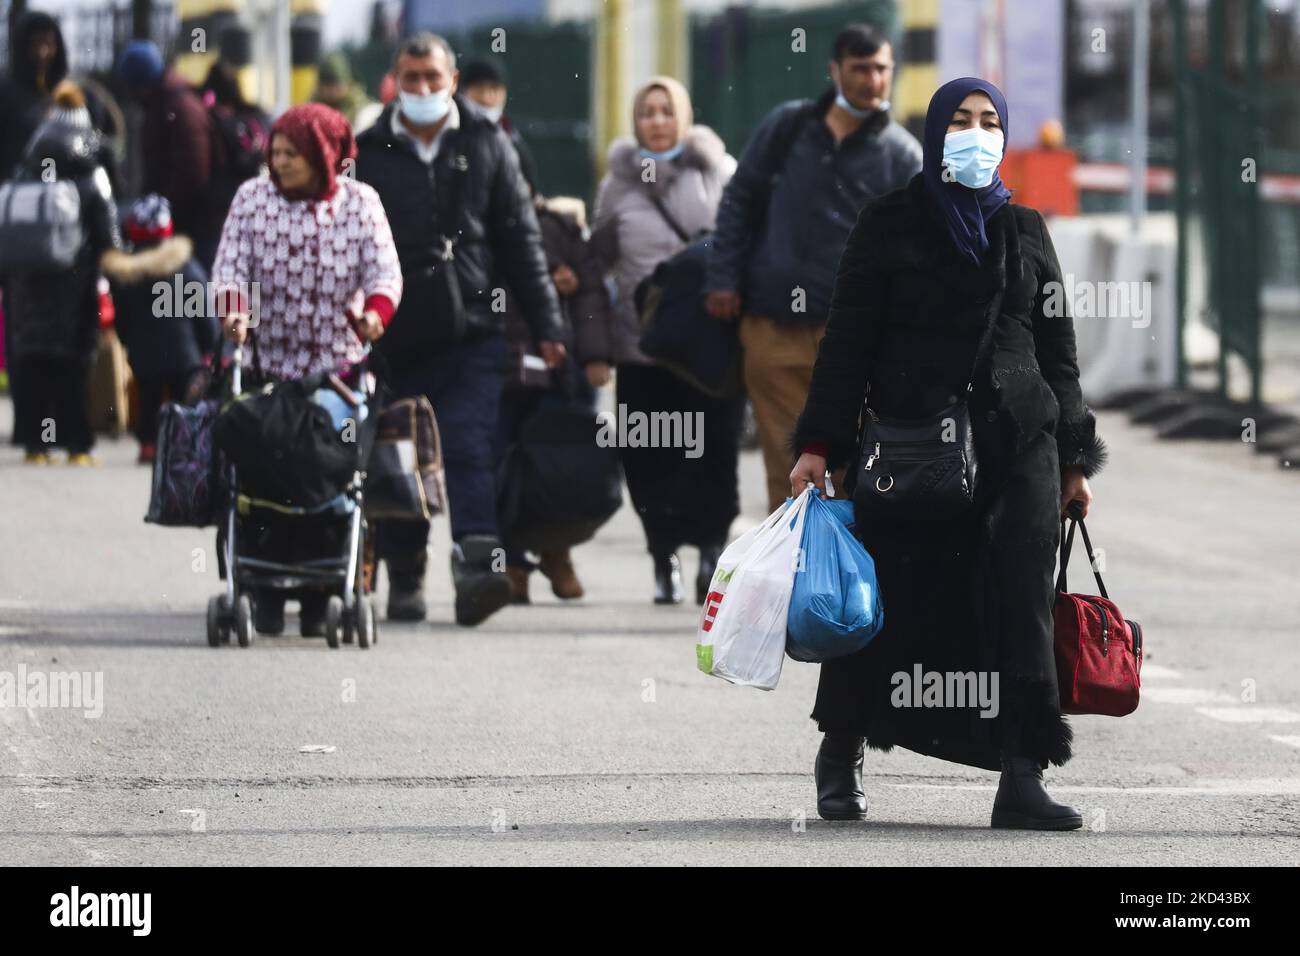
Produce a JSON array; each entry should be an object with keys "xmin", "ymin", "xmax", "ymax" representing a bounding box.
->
[{"xmin": 1057, "ymin": 510, "xmax": 1109, "ymax": 600}]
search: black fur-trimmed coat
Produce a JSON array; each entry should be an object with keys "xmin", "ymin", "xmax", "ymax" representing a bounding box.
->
[{"xmin": 790, "ymin": 173, "xmax": 1107, "ymax": 771}]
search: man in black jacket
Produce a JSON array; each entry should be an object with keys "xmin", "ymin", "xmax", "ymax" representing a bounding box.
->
[
  {"xmin": 704, "ymin": 24, "xmax": 922, "ymax": 511},
  {"xmin": 355, "ymin": 32, "xmax": 566, "ymax": 627}
]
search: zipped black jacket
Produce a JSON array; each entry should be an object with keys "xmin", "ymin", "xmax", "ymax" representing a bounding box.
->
[{"xmin": 354, "ymin": 98, "xmax": 562, "ymax": 356}]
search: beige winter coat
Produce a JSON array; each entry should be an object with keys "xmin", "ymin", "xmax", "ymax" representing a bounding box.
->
[{"xmin": 591, "ymin": 124, "xmax": 736, "ymax": 365}]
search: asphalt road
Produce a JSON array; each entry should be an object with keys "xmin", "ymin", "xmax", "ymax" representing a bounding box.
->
[{"xmin": 2, "ymin": 404, "xmax": 1299, "ymax": 865}]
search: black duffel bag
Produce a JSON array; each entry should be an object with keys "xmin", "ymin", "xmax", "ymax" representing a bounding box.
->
[
  {"xmin": 213, "ymin": 376, "xmax": 359, "ymax": 509},
  {"xmin": 633, "ymin": 193, "xmax": 740, "ymax": 399},
  {"xmin": 497, "ymin": 383, "xmax": 623, "ymax": 553}
]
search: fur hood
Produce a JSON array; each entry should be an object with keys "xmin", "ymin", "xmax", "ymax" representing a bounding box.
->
[
  {"xmin": 541, "ymin": 195, "xmax": 587, "ymax": 230},
  {"xmin": 101, "ymin": 236, "xmax": 194, "ymax": 284},
  {"xmin": 605, "ymin": 125, "xmax": 729, "ymax": 183}
]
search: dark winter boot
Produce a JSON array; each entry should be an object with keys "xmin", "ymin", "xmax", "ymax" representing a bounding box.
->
[
  {"xmin": 696, "ymin": 543, "xmax": 724, "ymax": 605},
  {"xmin": 815, "ymin": 732, "xmax": 868, "ymax": 821},
  {"xmin": 539, "ymin": 549, "xmax": 584, "ymax": 599},
  {"xmin": 451, "ymin": 535, "xmax": 512, "ymax": 627},
  {"xmin": 653, "ymin": 552, "xmax": 684, "ymax": 605},
  {"xmin": 253, "ymin": 591, "xmax": 285, "ymax": 636},
  {"xmin": 386, "ymin": 551, "xmax": 428, "ymax": 622},
  {"xmin": 299, "ymin": 593, "xmax": 327, "ymax": 637},
  {"xmin": 990, "ymin": 756, "xmax": 1083, "ymax": 830}
]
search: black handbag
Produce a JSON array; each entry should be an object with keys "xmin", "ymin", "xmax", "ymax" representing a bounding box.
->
[
  {"xmin": 634, "ymin": 194, "xmax": 741, "ymax": 398},
  {"xmin": 853, "ymin": 283, "xmax": 1006, "ymax": 523},
  {"xmin": 496, "ymin": 365, "xmax": 623, "ymax": 552}
]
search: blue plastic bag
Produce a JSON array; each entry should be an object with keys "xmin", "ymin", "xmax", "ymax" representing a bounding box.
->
[{"xmin": 786, "ymin": 490, "xmax": 885, "ymax": 662}]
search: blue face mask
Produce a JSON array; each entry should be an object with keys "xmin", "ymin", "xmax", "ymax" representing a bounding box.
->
[
  {"xmin": 638, "ymin": 143, "xmax": 684, "ymax": 162},
  {"xmin": 942, "ymin": 127, "xmax": 1004, "ymax": 188},
  {"xmin": 399, "ymin": 88, "xmax": 451, "ymax": 125},
  {"xmin": 834, "ymin": 86, "xmax": 887, "ymax": 119}
]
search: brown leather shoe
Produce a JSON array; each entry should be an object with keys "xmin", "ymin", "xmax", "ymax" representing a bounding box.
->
[
  {"xmin": 506, "ymin": 566, "xmax": 531, "ymax": 604},
  {"xmin": 539, "ymin": 550, "xmax": 584, "ymax": 599}
]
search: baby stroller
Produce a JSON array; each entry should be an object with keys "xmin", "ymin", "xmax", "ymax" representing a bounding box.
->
[{"xmin": 205, "ymin": 345, "xmax": 381, "ymax": 649}]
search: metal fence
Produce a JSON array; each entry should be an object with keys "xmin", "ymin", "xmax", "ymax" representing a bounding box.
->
[
  {"xmin": 1173, "ymin": 0, "xmax": 1299, "ymax": 406},
  {"xmin": 688, "ymin": 1, "xmax": 897, "ymax": 156},
  {"xmin": 348, "ymin": 18, "xmax": 595, "ymax": 204},
  {"xmin": 68, "ymin": 1, "xmax": 176, "ymax": 74}
]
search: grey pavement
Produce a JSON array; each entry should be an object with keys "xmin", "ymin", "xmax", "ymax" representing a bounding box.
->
[{"xmin": 1, "ymin": 403, "xmax": 1299, "ymax": 865}]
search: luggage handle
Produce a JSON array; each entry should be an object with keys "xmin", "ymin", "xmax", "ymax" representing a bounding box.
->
[{"xmin": 1056, "ymin": 502, "xmax": 1109, "ymax": 600}]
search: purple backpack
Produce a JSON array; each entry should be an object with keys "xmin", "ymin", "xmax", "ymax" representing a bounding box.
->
[{"xmin": 145, "ymin": 400, "xmax": 223, "ymax": 527}]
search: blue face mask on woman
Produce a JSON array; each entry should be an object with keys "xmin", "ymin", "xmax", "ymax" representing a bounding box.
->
[
  {"xmin": 638, "ymin": 142, "xmax": 684, "ymax": 162},
  {"xmin": 399, "ymin": 88, "xmax": 451, "ymax": 125},
  {"xmin": 941, "ymin": 127, "xmax": 1004, "ymax": 188}
]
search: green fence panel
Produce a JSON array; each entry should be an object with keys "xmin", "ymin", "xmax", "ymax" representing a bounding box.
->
[
  {"xmin": 689, "ymin": 2, "xmax": 897, "ymax": 155},
  {"xmin": 345, "ymin": 20, "xmax": 594, "ymax": 205}
]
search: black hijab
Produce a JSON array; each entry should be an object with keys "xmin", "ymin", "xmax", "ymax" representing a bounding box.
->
[{"xmin": 922, "ymin": 77, "xmax": 1012, "ymax": 265}]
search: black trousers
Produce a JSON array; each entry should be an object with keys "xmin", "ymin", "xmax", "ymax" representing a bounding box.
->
[
  {"xmin": 376, "ymin": 333, "xmax": 509, "ymax": 558},
  {"xmin": 14, "ymin": 354, "xmax": 94, "ymax": 454},
  {"xmin": 134, "ymin": 370, "xmax": 197, "ymax": 445}
]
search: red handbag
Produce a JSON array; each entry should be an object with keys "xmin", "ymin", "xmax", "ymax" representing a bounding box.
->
[{"xmin": 1053, "ymin": 510, "xmax": 1144, "ymax": 716}]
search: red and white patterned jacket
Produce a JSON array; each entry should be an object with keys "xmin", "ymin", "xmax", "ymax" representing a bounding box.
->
[{"xmin": 212, "ymin": 175, "xmax": 402, "ymax": 380}]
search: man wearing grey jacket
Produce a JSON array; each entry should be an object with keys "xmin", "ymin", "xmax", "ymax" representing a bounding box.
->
[{"xmin": 705, "ymin": 24, "xmax": 922, "ymax": 510}]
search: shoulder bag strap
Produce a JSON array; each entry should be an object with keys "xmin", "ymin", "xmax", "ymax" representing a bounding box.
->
[{"xmin": 647, "ymin": 192, "xmax": 692, "ymax": 246}]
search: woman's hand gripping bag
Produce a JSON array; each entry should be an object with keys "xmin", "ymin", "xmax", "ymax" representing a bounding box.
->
[
  {"xmin": 786, "ymin": 491, "xmax": 885, "ymax": 662},
  {"xmin": 696, "ymin": 490, "xmax": 813, "ymax": 690}
]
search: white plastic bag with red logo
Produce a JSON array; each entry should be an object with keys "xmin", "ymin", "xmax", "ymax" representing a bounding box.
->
[{"xmin": 695, "ymin": 489, "xmax": 812, "ymax": 690}]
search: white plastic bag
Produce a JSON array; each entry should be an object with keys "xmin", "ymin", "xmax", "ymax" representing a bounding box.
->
[{"xmin": 696, "ymin": 489, "xmax": 813, "ymax": 690}]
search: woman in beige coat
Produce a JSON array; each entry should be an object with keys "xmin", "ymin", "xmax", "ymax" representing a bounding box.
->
[{"xmin": 592, "ymin": 76, "xmax": 741, "ymax": 605}]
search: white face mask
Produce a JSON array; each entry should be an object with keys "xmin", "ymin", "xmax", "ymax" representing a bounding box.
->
[
  {"xmin": 476, "ymin": 102, "xmax": 504, "ymax": 123},
  {"xmin": 942, "ymin": 127, "xmax": 1004, "ymax": 188},
  {"xmin": 399, "ymin": 88, "xmax": 451, "ymax": 125}
]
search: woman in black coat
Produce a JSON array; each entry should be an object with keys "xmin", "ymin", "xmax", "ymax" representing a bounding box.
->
[{"xmin": 789, "ymin": 78, "xmax": 1107, "ymax": 830}]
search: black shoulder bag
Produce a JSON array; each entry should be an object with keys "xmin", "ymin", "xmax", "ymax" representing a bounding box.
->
[
  {"xmin": 852, "ymin": 282, "xmax": 1006, "ymax": 524},
  {"xmin": 382, "ymin": 147, "xmax": 468, "ymax": 358},
  {"xmin": 634, "ymin": 196, "xmax": 742, "ymax": 397}
]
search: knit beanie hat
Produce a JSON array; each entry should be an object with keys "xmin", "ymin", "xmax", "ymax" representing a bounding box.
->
[
  {"xmin": 126, "ymin": 194, "xmax": 174, "ymax": 244},
  {"xmin": 117, "ymin": 40, "xmax": 165, "ymax": 89}
]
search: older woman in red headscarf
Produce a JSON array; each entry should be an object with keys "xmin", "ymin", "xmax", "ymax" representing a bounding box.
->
[{"xmin": 212, "ymin": 103, "xmax": 401, "ymax": 380}]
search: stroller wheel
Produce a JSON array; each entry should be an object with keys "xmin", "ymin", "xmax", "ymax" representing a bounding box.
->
[
  {"xmin": 357, "ymin": 597, "xmax": 377, "ymax": 649},
  {"xmin": 341, "ymin": 602, "xmax": 355, "ymax": 645},
  {"xmin": 325, "ymin": 596, "xmax": 344, "ymax": 649},
  {"xmin": 234, "ymin": 594, "xmax": 255, "ymax": 647},
  {"xmin": 206, "ymin": 595, "xmax": 228, "ymax": 647}
]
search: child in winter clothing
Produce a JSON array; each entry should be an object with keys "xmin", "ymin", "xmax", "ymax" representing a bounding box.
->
[
  {"xmin": 498, "ymin": 195, "xmax": 613, "ymax": 603},
  {"xmin": 102, "ymin": 195, "xmax": 219, "ymax": 462}
]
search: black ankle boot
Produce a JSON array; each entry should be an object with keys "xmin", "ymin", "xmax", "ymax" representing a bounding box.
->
[
  {"xmin": 451, "ymin": 535, "xmax": 512, "ymax": 627},
  {"xmin": 815, "ymin": 732, "xmax": 867, "ymax": 821},
  {"xmin": 252, "ymin": 591, "xmax": 285, "ymax": 636},
  {"xmin": 386, "ymin": 551, "xmax": 428, "ymax": 622},
  {"xmin": 696, "ymin": 544, "xmax": 723, "ymax": 605},
  {"xmin": 299, "ymin": 594, "xmax": 327, "ymax": 637},
  {"xmin": 990, "ymin": 756, "xmax": 1083, "ymax": 830},
  {"xmin": 653, "ymin": 552, "xmax": 683, "ymax": 605}
]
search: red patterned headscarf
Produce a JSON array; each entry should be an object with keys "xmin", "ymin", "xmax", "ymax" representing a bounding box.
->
[{"xmin": 268, "ymin": 103, "xmax": 356, "ymax": 201}]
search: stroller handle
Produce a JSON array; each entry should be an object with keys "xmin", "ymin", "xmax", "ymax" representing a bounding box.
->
[
  {"xmin": 227, "ymin": 341, "xmax": 374, "ymax": 398},
  {"xmin": 231, "ymin": 345, "xmax": 243, "ymax": 396}
]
